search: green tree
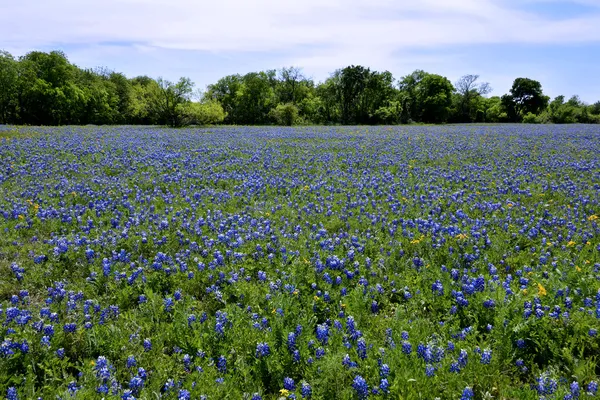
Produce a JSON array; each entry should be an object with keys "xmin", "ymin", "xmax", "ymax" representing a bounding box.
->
[
  {"xmin": 0, "ymin": 51, "xmax": 18, "ymax": 123},
  {"xmin": 415, "ymin": 74, "xmax": 454, "ymax": 123},
  {"xmin": 454, "ymin": 74, "xmax": 491, "ymax": 122},
  {"xmin": 179, "ymin": 100, "xmax": 226, "ymax": 125},
  {"xmin": 150, "ymin": 77, "xmax": 194, "ymax": 127},
  {"xmin": 398, "ymin": 70, "xmax": 427, "ymax": 123},
  {"xmin": 502, "ymin": 78, "xmax": 549, "ymax": 121},
  {"xmin": 16, "ymin": 50, "xmax": 81, "ymax": 125},
  {"xmin": 269, "ymin": 103, "xmax": 299, "ymax": 126}
]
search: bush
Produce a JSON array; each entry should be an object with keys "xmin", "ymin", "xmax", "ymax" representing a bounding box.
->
[
  {"xmin": 269, "ymin": 103, "xmax": 299, "ymax": 126},
  {"xmin": 178, "ymin": 101, "xmax": 226, "ymax": 126},
  {"xmin": 522, "ymin": 112, "xmax": 539, "ymax": 123}
]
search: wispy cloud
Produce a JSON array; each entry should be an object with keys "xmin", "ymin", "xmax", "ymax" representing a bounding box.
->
[
  {"xmin": 3, "ymin": 0, "xmax": 600, "ymax": 52},
  {"xmin": 1, "ymin": 0, "xmax": 599, "ymax": 100}
]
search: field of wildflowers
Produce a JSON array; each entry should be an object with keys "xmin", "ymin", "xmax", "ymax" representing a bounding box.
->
[{"xmin": 0, "ymin": 124, "xmax": 598, "ymax": 399}]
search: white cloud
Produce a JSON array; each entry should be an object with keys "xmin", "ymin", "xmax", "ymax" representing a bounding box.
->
[
  {"xmin": 1, "ymin": 0, "xmax": 599, "ymax": 100},
  {"xmin": 2, "ymin": 0, "xmax": 600, "ymax": 54}
]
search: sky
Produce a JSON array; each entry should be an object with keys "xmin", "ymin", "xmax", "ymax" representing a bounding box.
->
[{"xmin": 1, "ymin": 0, "xmax": 599, "ymax": 102}]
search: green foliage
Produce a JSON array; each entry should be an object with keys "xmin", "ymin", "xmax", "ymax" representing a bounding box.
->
[
  {"xmin": 522, "ymin": 112, "xmax": 540, "ymax": 123},
  {"xmin": 0, "ymin": 51, "xmax": 18, "ymax": 124},
  {"xmin": 180, "ymin": 101, "xmax": 227, "ymax": 125},
  {"xmin": 501, "ymin": 78, "xmax": 550, "ymax": 122},
  {"xmin": 269, "ymin": 103, "xmax": 299, "ymax": 126},
  {"xmin": 0, "ymin": 48, "xmax": 598, "ymax": 126}
]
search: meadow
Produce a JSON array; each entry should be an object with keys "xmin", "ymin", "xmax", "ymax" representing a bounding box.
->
[{"xmin": 0, "ymin": 124, "xmax": 598, "ymax": 400}]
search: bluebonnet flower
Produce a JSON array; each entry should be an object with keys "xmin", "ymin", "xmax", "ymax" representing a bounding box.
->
[
  {"xmin": 357, "ymin": 337, "xmax": 367, "ymax": 360},
  {"xmin": 425, "ymin": 364, "xmax": 435, "ymax": 377},
  {"xmin": 163, "ymin": 297, "xmax": 174, "ymax": 312},
  {"xmin": 460, "ymin": 387, "xmax": 474, "ymax": 400},
  {"xmin": 458, "ymin": 349, "xmax": 468, "ymax": 367},
  {"xmin": 480, "ymin": 348, "xmax": 492, "ymax": 364},
  {"xmin": 379, "ymin": 363, "xmax": 390, "ymax": 378},
  {"xmin": 256, "ymin": 342, "xmax": 270, "ymax": 358},
  {"xmin": 301, "ymin": 381, "xmax": 312, "ymax": 398},
  {"xmin": 380, "ymin": 378, "xmax": 389, "ymax": 394},
  {"xmin": 68, "ymin": 381, "xmax": 79, "ymax": 395},
  {"xmin": 587, "ymin": 381, "xmax": 598, "ymax": 395},
  {"xmin": 342, "ymin": 354, "xmax": 358, "ymax": 369},
  {"xmin": 6, "ymin": 387, "xmax": 18, "ymax": 400},
  {"xmin": 316, "ymin": 323, "xmax": 329, "ymax": 345},
  {"xmin": 292, "ymin": 349, "xmax": 301, "ymax": 363},
  {"xmin": 127, "ymin": 355, "xmax": 136, "ymax": 368},
  {"xmin": 284, "ymin": 377, "xmax": 296, "ymax": 391},
  {"xmin": 143, "ymin": 338, "xmax": 152, "ymax": 352},
  {"xmin": 287, "ymin": 332, "xmax": 297, "ymax": 351},
  {"xmin": 402, "ymin": 341, "xmax": 412, "ymax": 355},
  {"xmin": 316, "ymin": 347, "xmax": 325, "ymax": 359},
  {"xmin": 216, "ymin": 355, "xmax": 227, "ymax": 373},
  {"xmin": 353, "ymin": 375, "xmax": 369, "ymax": 399}
]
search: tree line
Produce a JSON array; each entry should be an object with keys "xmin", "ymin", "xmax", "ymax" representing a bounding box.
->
[{"xmin": 1, "ymin": 50, "xmax": 599, "ymax": 126}]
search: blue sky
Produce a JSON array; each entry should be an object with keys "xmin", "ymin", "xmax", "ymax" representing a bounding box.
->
[{"xmin": 1, "ymin": 0, "xmax": 599, "ymax": 102}]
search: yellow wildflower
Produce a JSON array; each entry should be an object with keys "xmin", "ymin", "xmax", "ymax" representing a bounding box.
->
[
  {"xmin": 537, "ymin": 283, "xmax": 547, "ymax": 296},
  {"xmin": 280, "ymin": 389, "xmax": 290, "ymax": 397}
]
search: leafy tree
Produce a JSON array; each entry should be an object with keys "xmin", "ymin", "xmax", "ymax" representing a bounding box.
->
[
  {"xmin": 178, "ymin": 100, "xmax": 226, "ymax": 125},
  {"xmin": 483, "ymin": 96, "xmax": 508, "ymax": 122},
  {"xmin": 277, "ymin": 67, "xmax": 313, "ymax": 105},
  {"xmin": 315, "ymin": 72, "xmax": 342, "ymax": 124},
  {"xmin": 0, "ymin": 51, "xmax": 18, "ymax": 123},
  {"xmin": 415, "ymin": 74, "xmax": 454, "ymax": 123},
  {"xmin": 129, "ymin": 76, "xmax": 161, "ymax": 125},
  {"xmin": 150, "ymin": 77, "xmax": 194, "ymax": 127},
  {"xmin": 398, "ymin": 70, "xmax": 427, "ymax": 123},
  {"xmin": 269, "ymin": 103, "xmax": 299, "ymax": 126},
  {"xmin": 502, "ymin": 78, "xmax": 549, "ymax": 121},
  {"xmin": 16, "ymin": 51, "xmax": 82, "ymax": 125},
  {"xmin": 454, "ymin": 74, "xmax": 491, "ymax": 122}
]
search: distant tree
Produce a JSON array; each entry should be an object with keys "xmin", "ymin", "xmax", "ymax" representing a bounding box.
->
[
  {"xmin": 16, "ymin": 50, "xmax": 88, "ymax": 125},
  {"xmin": 502, "ymin": 78, "xmax": 549, "ymax": 121},
  {"xmin": 277, "ymin": 67, "xmax": 307, "ymax": 104},
  {"xmin": 415, "ymin": 74, "xmax": 454, "ymax": 123},
  {"xmin": 454, "ymin": 74, "xmax": 491, "ymax": 122},
  {"xmin": 150, "ymin": 77, "xmax": 194, "ymax": 127},
  {"xmin": 0, "ymin": 51, "xmax": 18, "ymax": 123},
  {"xmin": 482, "ymin": 96, "xmax": 508, "ymax": 122},
  {"xmin": 269, "ymin": 103, "xmax": 299, "ymax": 126},
  {"xmin": 331, "ymin": 66, "xmax": 398, "ymax": 124},
  {"xmin": 179, "ymin": 100, "xmax": 226, "ymax": 125},
  {"xmin": 108, "ymin": 72, "xmax": 133, "ymax": 123},
  {"xmin": 204, "ymin": 74, "xmax": 244, "ymax": 123},
  {"xmin": 398, "ymin": 70, "xmax": 427, "ymax": 122},
  {"xmin": 315, "ymin": 71, "xmax": 342, "ymax": 124}
]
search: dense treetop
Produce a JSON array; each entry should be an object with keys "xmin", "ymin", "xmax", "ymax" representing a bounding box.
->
[{"xmin": 1, "ymin": 50, "xmax": 599, "ymax": 126}]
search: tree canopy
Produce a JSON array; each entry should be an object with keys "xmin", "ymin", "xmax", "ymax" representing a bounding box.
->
[{"xmin": 0, "ymin": 49, "xmax": 597, "ymax": 126}]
